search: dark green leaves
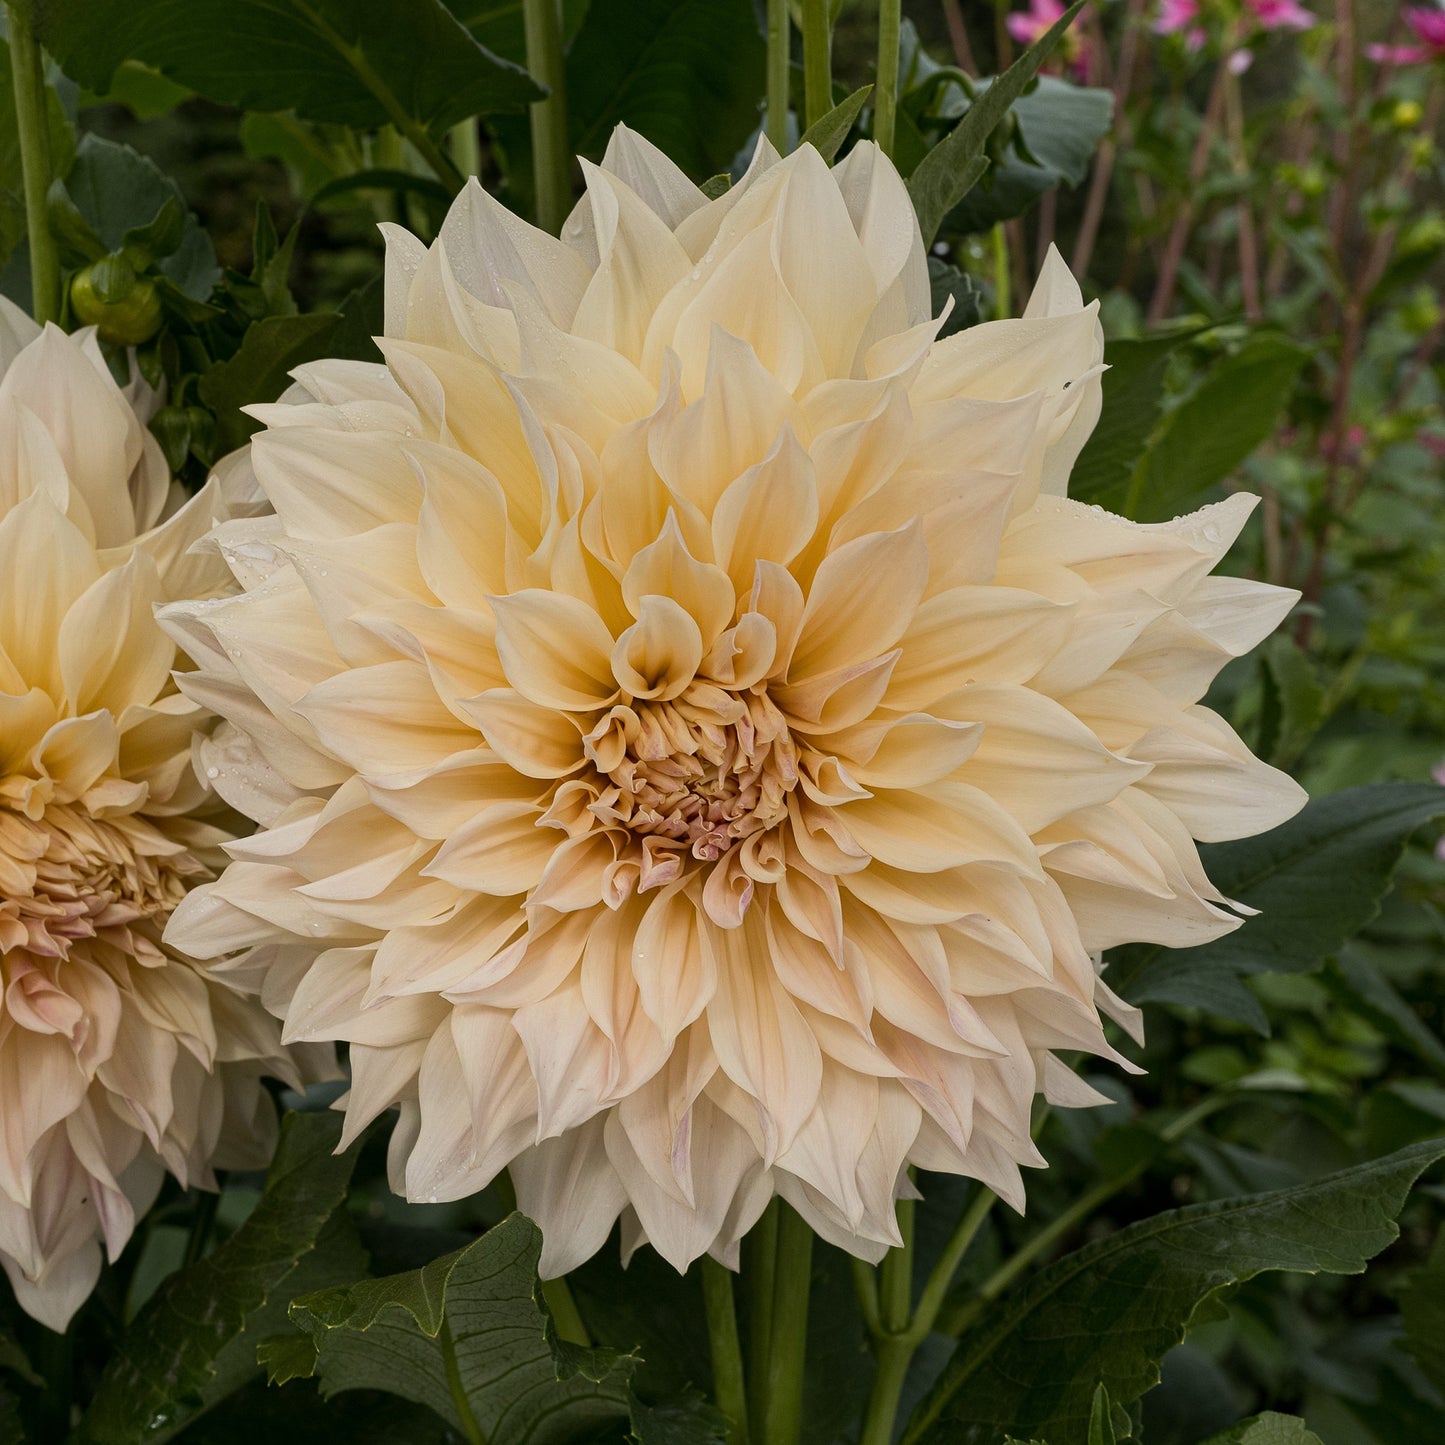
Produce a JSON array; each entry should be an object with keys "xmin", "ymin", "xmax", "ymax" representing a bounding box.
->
[
  {"xmin": 36, "ymin": 0, "xmax": 540, "ymax": 136},
  {"xmin": 77, "ymin": 1112, "xmax": 366, "ymax": 1445},
  {"xmin": 800, "ymin": 86, "xmax": 873, "ymax": 164},
  {"xmin": 1070, "ymin": 333, "xmax": 1193, "ymax": 510},
  {"xmin": 948, "ymin": 77, "xmax": 1113, "ymax": 234},
  {"xmin": 566, "ymin": 0, "xmax": 767, "ymax": 176},
  {"xmin": 1128, "ymin": 335, "xmax": 1307, "ymax": 523},
  {"xmin": 907, "ymin": 0, "xmax": 1085, "ymax": 243},
  {"xmin": 1197, "ymin": 1416, "xmax": 1323, "ymax": 1444},
  {"xmin": 1111, "ymin": 783, "xmax": 1445, "ymax": 1029},
  {"xmin": 1401, "ymin": 1229, "xmax": 1445, "ymax": 1396},
  {"xmin": 903, "ymin": 1138, "xmax": 1445, "ymax": 1445},
  {"xmin": 277, "ymin": 1213, "xmax": 636, "ymax": 1442}
]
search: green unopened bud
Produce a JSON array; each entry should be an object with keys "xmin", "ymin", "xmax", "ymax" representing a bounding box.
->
[{"xmin": 70, "ymin": 256, "xmax": 162, "ymax": 346}]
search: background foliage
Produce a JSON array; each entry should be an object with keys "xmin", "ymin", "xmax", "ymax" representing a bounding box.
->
[{"xmin": 0, "ymin": 2, "xmax": 1442, "ymax": 1443}]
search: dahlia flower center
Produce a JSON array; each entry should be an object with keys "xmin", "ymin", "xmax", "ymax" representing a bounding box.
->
[
  {"xmin": 587, "ymin": 685, "xmax": 799, "ymax": 862},
  {"xmin": 0, "ymin": 804, "xmax": 197, "ymax": 964}
]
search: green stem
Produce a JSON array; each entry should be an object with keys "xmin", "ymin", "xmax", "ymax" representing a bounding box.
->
[
  {"xmin": 32, "ymin": 1326, "xmax": 73, "ymax": 1442},
  {"xmin": 542, "ymin": 1275, "xmax": 590, "ymax": 1347},
  {"xmin": 292, "ymin": 0, "xmax": 465, "ymax": 192},
  {"xmin": 858, "ymin": 1333, "xmax": 912, "ymax": 1445},
  {"xmin": 745, "ymin": 1198, "xmax": 779, "ymax": 1443},
  {"xmin": 766, "ymin": 0, "xmax": 791, "ymax": 153},
  {"xmin": 801, "ymin": 0, "xmax": 833, "ymax": 130},
  {"xmin": 874, "ymin": 0, "xmax": 901, "ymax": 159},
  {"xmin": 761, "ymin": 1205, "xmax": 813, "ymax": 1445},
  {"xmin": 448, "ymin": 117, "xmax": 481, "ymax": 180},
  {"xmin": 523, "ymin": 0, "xmax": 570, "ymax": 234},
  {"xmin": 940, "ymin": 1096, "xmax": 1231, "ymax": 1336},
  {"xmin": 6, "ymin": 2, "xmax": 59, "ymax": 324},
  {"xmin": 909, "ymin": 1185, "xmax": 994, "ymax": 1339},
  {"xmin": 990, "ymin": 221, "xmax": 1011, "ymax": 319},
  {"xmin": 702, "ymin": 1257, "xmax": 751, "ymax": 1445},
  {"xmin": 851, "ymin": 1256, "xmax": 883, "ymax": 1337},
  {"xmin": 878, "ymin": 1196, "xmax": 914, "ymax": 1334}
]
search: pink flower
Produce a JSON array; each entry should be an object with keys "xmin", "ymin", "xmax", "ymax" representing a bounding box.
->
[
  {"xmin": 1156, "ymin": 0, "xmax": 1207, "ymax": 47},
  {"xmin": 1006, "ymin": 0, "xmax": 1090, "ymax": 75},
  {"xmin": 1007, "ymin": 0, "xmax": 1069, "ymax": 45},
  {"xmin": 1247, "ymin": 0, "xmax": 1316, "ymax": 29},
  {"xmin": 1368, "ymin": 5, "xmax": 1445, "ymax": 62}
]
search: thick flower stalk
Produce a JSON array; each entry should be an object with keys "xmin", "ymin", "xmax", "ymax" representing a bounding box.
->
[
  {"xmin": 0, "ymin": 301, "xmax": 327, "ymax": 1330},
  {"xmin": 164, "ymin": 129, "xmax": 1305, "ymax": 1278}
]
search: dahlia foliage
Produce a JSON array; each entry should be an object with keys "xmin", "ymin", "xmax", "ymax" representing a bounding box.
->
[
  {"xmin": 164, "ymin": 129, "xmax": 1306, "ymax": 1277},
  {"xmin": 0, "ymin": 302, "xmax": 325, "ymax": 1329}
]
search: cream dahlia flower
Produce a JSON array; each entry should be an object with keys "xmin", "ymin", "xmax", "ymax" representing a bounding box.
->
[
  {"xmin": 162, "ymin": 128, "xmax": 1305, "ymax": 1277},
  {"xmin": 0, "ymin": 300, "xmax": 327, "ymax": 1330}
]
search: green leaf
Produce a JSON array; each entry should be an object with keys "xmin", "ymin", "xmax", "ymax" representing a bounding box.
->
[
  {"xmin": 1401, "ymin": 1228, "xmax": 1445, "ymax": 1396},
  {"xmin": 566, "ymin": 0, "xmax": 767, "ymax": 176},
  {"xmin": 903, "ymin": 1138, "xmax": 1445, "ymax": 1445},
  {"xmin": 0, "ymin": 1384, "xmax": 24, "ymax": 1444},
  {"xmin": 1254, "ymin": 634, "xmax": 1325, "ymax": 770},
  {"xmin": 800, "ymin": 85, "xmax": 872, "ymax": 164},
  {"xmin": 629, "ymin": 1389, "xmax": 730, "ymax": 1444},
  {"xmin": 197, "ymin": 312, "xmax": 344, "ymax": 454},
  {"xmin": 1070, "ymin": 332, "xmax": 1194, "ymax": 509},
  {"xmin": 906, "ymin": 0, "xmax": 1085, "ymax": 244},
  {"xmin": 284, "ymin": 1213, "xmax": 635, "ymax": 1442},
  {"xmin": 1111, "ymin": 783, "xmax": 1445, "ymax": 1028},
  {"xmin": 1196, "ymin": 1415, "xmax": 1324, "ymax": 1445},
  {"xmin": 56, "ymin": 135, "xmax": 218, "ymax": 299},
  {"xmin": 1328, "ymin": 950, "xmax": 1445, "ymax": 1077},
  {"xmin": 0, "ymin": 1332, "xmax": 38, "ymax": 1389},
  {"xmin": 1129, "ymin": 335, "xmax": 1307, "ymax": 522},
  {"xmin": 76, "ymin": 1112, "xmax": 365, "ymax": 1445},
  {"xmin": 947, "ymin": 77, "xmax": 1112, "ymax": 234},
  {"xmin": 928, "ymin": 257, "xmax": 982, "ymax": 337},
  {"xmin": 1087, "ymin": 1384, "xmax": 1116, "ymax": 1445},
  {"xmin": 36, "ymin": 0, "xmax": 540, "ymax": 135}
]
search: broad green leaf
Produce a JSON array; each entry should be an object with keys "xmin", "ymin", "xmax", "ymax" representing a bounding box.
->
[
  {"xmin": 629, "ymin": 1389, "xmax": 729, "ymax": 1444},
  {"xmin": 1110, "ymin": 783, "xmax": 1445, "ymax": 1029},
  {"xmin": 197, "ymin": 313, "xmax": 344, "ymax": 454},
  {"xmin": 1129, "ymin": 334, "xmax": 1307, "ymax": 522},
  {"xmin": 77, "ymin": 1111, "xmax": 365, "ymax": 1445},
  {"xmin": 948, "ymin": 77, "xmax": 1113, "ymax": 234},
  {"xmin": 55, "ymin": 136, "xmax": 218, "ymax": 299},
  {"xmin": 448, "ymin": 0, "xmax": 593, "ymax": 63},
  {"xmin": 566, "ymin": 0, "xmax": 767, "ymax": 177},
  {"xmin": 36, "ymin": 0, "xmax": 540, "ymax": 136},
  {"xmin": 280, "ymin": 1213, "xmax": 635, "ymax": 1443},
  {"xmin": 906, "ymin": 0, "xmax": 1085, "ymax": 244},
  {"xmin": 0, "ymin": 1332, "xmax": 38, "ymax": 1388},
  {"xmin": 1197, "ymin": 1415, "xmax": 1323, "ymax": 1445},
  {"xmin": 928, "ymin": 257, "xmax": 982, "ymax": 336},
  {"xmin": 1254, "ymin": 634, "xmax": 1325, "ymax": 770},
  {"xmin": 1401, "ymin": 1229, "xmax": 1445, "ymax": 1396},
  {"xmin": 1069, "ymin": 333, "xmax": 1193, "ymax": 509},
  {"xmin": 903, "ymin": 1137, "xmax": 1445, "ymax": 1445},
  {"xmin": 1328, "ymin": 949, "xmax": 1445, "ymax": 1077},
  {"xmin": 800, "ymin": 85, "xmax": 872, "ymax": 163}
]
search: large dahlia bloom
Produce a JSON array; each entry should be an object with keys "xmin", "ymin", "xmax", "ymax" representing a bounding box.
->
[
  {"xmin": 0, "ymin": 301, "xmax": 324, "ymax": 1329},
  {"xmin": 163, "ymin": 129, "xmax": 1305, "ymax": 1276}
]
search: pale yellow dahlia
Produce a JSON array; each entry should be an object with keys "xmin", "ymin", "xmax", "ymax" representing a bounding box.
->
[
  {"xmin": 162, "ymin": 129, "xmax": 1305, "ymax": 1276},
  {"xmin": 0, "ymin": 301, "xmax": 329, "ymax": 1329}
]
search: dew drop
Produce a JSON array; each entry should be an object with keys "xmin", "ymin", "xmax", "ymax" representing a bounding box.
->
[{"xmin": 205, "ymin": 766, "xmax": 220, "ymax": 780}]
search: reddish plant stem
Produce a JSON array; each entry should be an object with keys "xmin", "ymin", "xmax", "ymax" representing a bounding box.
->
[
  {"xmin": 1147, "ymin": 59, "xmax": 1230, "ymax": 324},
  {"xmin": 1223, "ymin": 71, "xmax": 1262, "ymax": 320},
  {"xmin": 941, "ymin": 0, "xmax": 978, "ymax": 72}
]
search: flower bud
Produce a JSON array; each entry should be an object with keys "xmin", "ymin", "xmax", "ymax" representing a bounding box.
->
[
  {"xmin": 1393, "ymin": 99, "xmax": 1425, "ymax": 129},
  {"xmin": 70, "ymin": 255, "xmax": 163, "ymax": 345}
]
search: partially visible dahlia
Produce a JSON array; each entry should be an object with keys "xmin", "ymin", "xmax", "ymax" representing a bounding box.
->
[
  {"xmin": 163, "ymin": 128, "xmax": 1305, "ymax": 1277},
  {"xmin": 0, "ymin": 301, "xmax": 326, "ymax": 1329}
]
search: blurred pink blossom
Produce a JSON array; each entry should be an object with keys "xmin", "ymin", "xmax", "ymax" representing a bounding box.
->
[
  {"xmin": 1156, "ymin": 0, "xmax": 1207, "ymax": 48},
  {"xmin": 1007, "ymin": 0, "xmax": 1091, "ymax": 74},
  {"xmin": 1366, "ymin": 5, "xmax": 1445, "ymax": 63},
  {"xmin": 1247, "ymin": 0, "xmax": 1316, "ymax": 29}
]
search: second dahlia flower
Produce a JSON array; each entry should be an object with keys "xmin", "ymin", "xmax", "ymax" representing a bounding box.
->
[
  {"xmin": 163, "ymin": 128, "xmax": 1305, "ymax": 1276},
  {"xmin": 0, "ymin": 301, "xmax": 326, "ymax": 1330}
]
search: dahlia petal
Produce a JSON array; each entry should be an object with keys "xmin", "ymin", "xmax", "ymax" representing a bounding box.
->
[
  {"xmin": 490, "ymin": 589, "xmax": 620, "ymax": 710},
  {"xmin": 513, "ymin": 1117, "xmax": 629, "ymax": 1277}
]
